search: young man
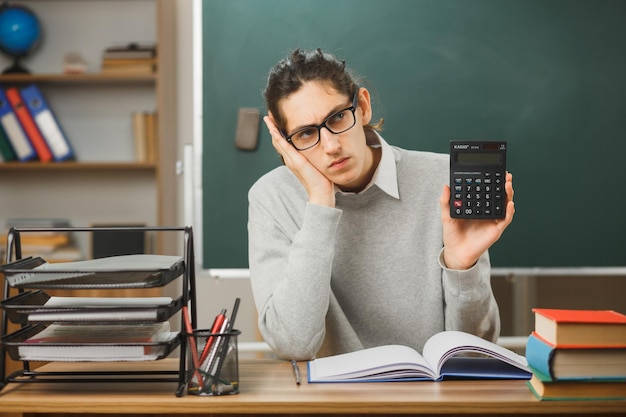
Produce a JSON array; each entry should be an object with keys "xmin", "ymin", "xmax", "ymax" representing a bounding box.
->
[{"xmin": 248, "ymin": 48, "xmax": 515, "ymax": 360}]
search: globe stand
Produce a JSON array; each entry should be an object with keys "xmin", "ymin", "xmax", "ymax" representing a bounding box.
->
[{"xmin": 2, "ymin": 56, "xmax": 30, "ymax": 74}]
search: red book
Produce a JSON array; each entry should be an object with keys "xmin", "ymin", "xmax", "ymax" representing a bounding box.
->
[
  {"xmin": 5, "ymin": 87, "xmax": 52, "ymax": 162},
  {"xmin": 533, "ymin": 308, "xmax": 626, "ymax": 348}
]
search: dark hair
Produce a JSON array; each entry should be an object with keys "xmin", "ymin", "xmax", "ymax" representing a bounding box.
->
[{"xmin": 263, "ymin": 48, "xmax": 382, "ymax": 133}]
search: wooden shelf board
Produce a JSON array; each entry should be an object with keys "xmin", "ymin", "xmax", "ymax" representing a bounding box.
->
[
  {"xmin": 0, "ymin": 161, "xmax": 157, "ymax": 171},
  {"xmin": 0, "ymin": 73, "xmax": 156, "ymax": 84}
]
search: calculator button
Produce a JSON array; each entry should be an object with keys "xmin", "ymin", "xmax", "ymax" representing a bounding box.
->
[{"xmin": 450, "ymin": 170, "xmax": 505, "ymax": 219}]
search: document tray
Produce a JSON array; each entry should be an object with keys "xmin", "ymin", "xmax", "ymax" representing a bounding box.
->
[
  {"xmin": 1, "ymin": 290, "xmax": 184, "ymax": 324},
  {"xmin": 3, "ymin": 257, "xmax": 185, "ymax": 289},
  {"xmin": 1, "ymin": 324, "xmax": 181, "ymax": 362}
]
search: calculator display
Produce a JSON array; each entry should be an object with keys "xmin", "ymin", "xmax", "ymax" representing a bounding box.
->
[
  {"xmin": 450, "ymin": 141, "xmax": 507, "ymax": 220},
  {"xmin": 456, "ymin": 152, "xmax": 501, "ymax": 165}
]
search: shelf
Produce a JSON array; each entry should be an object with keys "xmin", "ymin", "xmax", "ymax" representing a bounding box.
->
[
  {"xmin": 0, "ymin": 162, "xmax": 156, "ymax": 172},
  {"xmin": 0, "ymin": 73, "xmax": 156, "ymax": 84}
]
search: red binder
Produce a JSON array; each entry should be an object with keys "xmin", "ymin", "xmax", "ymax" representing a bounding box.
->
[{"xmin": 5, "ymin": 87, "xmax": 52, "ymax": 162}]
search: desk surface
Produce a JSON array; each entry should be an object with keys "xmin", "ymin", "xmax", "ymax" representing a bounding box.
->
[{"xmin": 0, "ymin": 359, "xmax": 624, "ymax": 416}]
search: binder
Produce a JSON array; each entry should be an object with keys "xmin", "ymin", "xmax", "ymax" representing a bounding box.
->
[
  {"xmin": 6, "ymin": 87, "xmax": 53, "ymax": 162},
  {"xmin": 0, "ymin": 87, "xmax": 36, "ymax": 161},
  {"xmin": 21, "ymin": 84, "xmax": 74, "ymax": 161},
  {"xmin": 0, "ymin": 123, "xmax": 17, "ymax": 161}
]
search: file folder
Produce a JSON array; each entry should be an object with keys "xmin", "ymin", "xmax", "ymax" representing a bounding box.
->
[
  {"xmin": 0, "ymin": 87, "xmax": 36, "ymax": 161},
  {"xmin": 6, "ymin": 87, "xmax": 53, "ymax": 162},
  {"xmin": 21, "ymin": 84, "xmax": 74, "ymax": 161}
]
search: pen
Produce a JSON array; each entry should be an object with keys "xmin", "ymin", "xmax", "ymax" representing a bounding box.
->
[
  {"xmin": 291, "ymin": 360, "xmax": 301, "ymax": 385},
  {"xmin": 199, "ymin": 308, "xmax": 226, "ymax": 364},
  {"xmin": 209, "ymin": 298, "xmax": 241, "ymax": 387}
]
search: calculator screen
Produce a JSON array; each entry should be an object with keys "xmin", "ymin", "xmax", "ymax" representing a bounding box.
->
[{"xmin": 456, "ymin": 152, "xmax": 501, "ymax": 165}]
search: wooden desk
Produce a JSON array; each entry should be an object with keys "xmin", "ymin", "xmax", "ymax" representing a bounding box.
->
[{"xmin": 0, "ymin": 359, "xmax": 624, "ymax": 416}]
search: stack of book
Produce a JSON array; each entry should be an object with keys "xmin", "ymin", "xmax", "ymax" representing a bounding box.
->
[
  {"xmin": 0, "ymin": 84, "xmax": 74, "ymax": 163},
  {"xmin": 101, "ymin": 43, "xmax": 157, "ymax": 75},
  {"xmin": 525, "ymin": 308, "xmax": 626, "ymax": 400}
]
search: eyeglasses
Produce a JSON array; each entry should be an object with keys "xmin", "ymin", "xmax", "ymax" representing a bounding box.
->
[{"xmin": 282, "ymin": 90, "xmax": 359, "ymax": 151}]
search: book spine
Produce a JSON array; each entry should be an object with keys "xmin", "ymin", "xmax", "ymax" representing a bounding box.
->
[
  {"xmin": 525, "ymin": 333, "xmax": 555, "ymax": 380},
  {"xmin": 0, "ymin": 87, "xmax": 36, "ymax": 161},
  {"xmin": 6, "ymin": 87, "xmax": 53, "ymax": 162},
  {"xmin": 144, "ymin": 112, "xmax": 157, "ymax": 163},
  {"xmin": 20, "ymin": 84, "xmax": 74, "ymax": 161},
  {"xmin": 132, "ymin": 111, "xmax": 147, "ymax": 162}
]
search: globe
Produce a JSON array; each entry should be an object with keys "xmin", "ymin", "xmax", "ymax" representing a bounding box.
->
[{"xmin": 0, "ymin": 4, "xmax": 42, "ymax": 74}]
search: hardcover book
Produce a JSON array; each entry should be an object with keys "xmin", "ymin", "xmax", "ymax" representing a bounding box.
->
[
  {"xmin": 527, "ymin": 373, "xmax": 626, "ymax": 401},
  {"xmin": 533, "ymin": 308, "xmax": 626, "ymax": 348},
  {"xmin": 526, "ymin": 333, "xmax": 626, "ymax": 381},
  {"xmin": 307, "ymin": 330, "xmax": 531, "ymax": 383}
]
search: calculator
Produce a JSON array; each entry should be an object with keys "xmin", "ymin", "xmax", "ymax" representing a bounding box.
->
[{"xmin": 450, "ymin": 141, "xmax": 507, "ymax": 220}]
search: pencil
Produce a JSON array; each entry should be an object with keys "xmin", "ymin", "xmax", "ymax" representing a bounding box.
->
[{"xmin": 182, "ymin": 305, "xmax": 203, "ymax": 388}]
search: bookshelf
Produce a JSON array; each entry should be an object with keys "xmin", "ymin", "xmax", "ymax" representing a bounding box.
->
[{"xmin": 0, "ymin": 0, "xmax": 178, "ymax": 256}]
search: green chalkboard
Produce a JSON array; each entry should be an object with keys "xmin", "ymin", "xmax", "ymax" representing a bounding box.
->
[{"xmin": 202, "ymin": 0, "xmax": 626, "ymax": 268}]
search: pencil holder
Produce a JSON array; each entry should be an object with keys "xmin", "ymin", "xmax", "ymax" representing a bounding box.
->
[{"xmin": 186, "ymin": 329, "xmax": 241, "ymax": 396}]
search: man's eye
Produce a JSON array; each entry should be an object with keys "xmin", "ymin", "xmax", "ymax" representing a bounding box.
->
[
  {"xmin": 327, "ymin": 111, "xmax": 347, "ymax": 128},
  {"xmin": 295, "ymin": 128, "xmax": 317, "ymax": 140}
]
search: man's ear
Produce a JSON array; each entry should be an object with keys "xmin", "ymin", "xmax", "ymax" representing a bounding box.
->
[{"xmin": 357, "ymin": 87, "xmax": 372, "ymax": 125}]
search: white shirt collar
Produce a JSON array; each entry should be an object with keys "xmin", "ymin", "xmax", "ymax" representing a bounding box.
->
[{"xmin": 335, "ymin": 131, "xmax": 400, "ymax": 199}]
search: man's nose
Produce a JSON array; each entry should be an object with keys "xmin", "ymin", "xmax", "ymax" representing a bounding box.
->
[{"xmin": 319, "ymin": 127, "xmax": 341, "ymax": 153}]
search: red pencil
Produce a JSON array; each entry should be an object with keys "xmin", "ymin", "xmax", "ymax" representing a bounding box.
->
[{"xmin": 182, "ymin": 306, "xmax": 203, "ymax": 388}]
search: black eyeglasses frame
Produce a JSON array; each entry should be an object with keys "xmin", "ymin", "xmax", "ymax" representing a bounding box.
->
[{"xmin": 281, "ymin": 89, "xmax": 359, "ymax": 151}]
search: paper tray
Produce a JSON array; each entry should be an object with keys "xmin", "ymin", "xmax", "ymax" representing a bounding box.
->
[
  {"xmin": 1, "ymin": 324, "xmax": 181, "ymax": 362},
  {"xmin": 2, "ymin": 256, "xmax": 185, "ymax": 289},
  {"xmin": 1, "ymin": 290, "xmax": 184, "ymax": 324}
]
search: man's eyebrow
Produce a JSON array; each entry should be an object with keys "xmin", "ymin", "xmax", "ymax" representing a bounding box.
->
[{"xmin": 289, "ymin": 100, "xmax": 351, "ymax": 134}]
